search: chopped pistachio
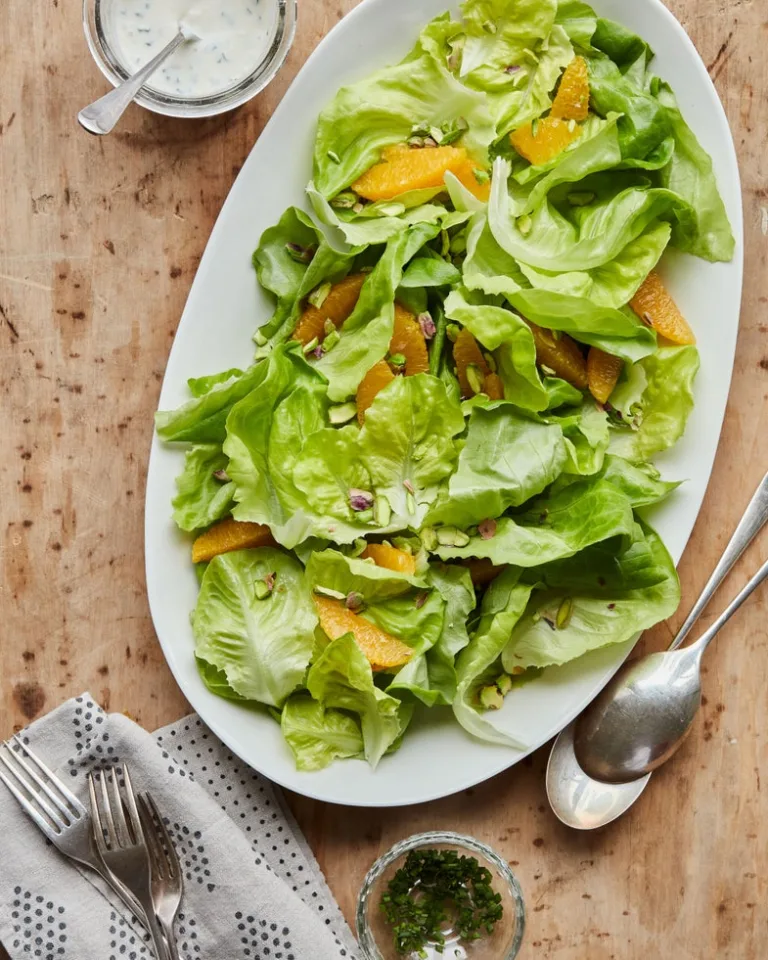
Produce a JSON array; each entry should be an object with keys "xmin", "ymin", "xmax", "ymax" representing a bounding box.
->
[
  {"xmin": 420, "ymin": 527, "xmax": 438, "ymax": 552},
  {"xmin": 254, "ymin": 579, "xmax": 272, "ymax": 601},
  {"xmin": 330, "ymin": 191, "xmax": 358, "ymax": 210},
  {"xmin": 497, "ymin": 673, "xmax": 513, "ymax": 696},
  {"xmin": 212, "ymin": 469, "xmax": 230, "ymax": 483},
  {"xmin": 568, "ymin": 191, "xmax": 595, "ymax": 207},
  {"xmin": 357, "ymin": 508, "xmax": 375, "ymax": 524},
  {"xmin": 406, "ymin": 491, "xmax": 416, "ymax": 515},
  {"xmin": 353, "ymin": 202, "xmax": 365, "ymax": 214},
  {"xmin": 345, "ymin": 591, "xmax": 365, "ymax": 612},
  {"xmin": 466, "ymin": 364, "xmax": 485, "ymax": 395},
  {"xmin": 314, "ymin": 585, "xmax": 346, "ymax": 600},
  {"xmin": 540, "ymin": 363, "xmax": 557, "ymax": 377},
  {"xmin": 478, "ymin": 518, "xmax": 497, "ymax": 540},
  {"xmin": 323, "ymin": 317, "xmax": 336, "ymax": 336},
  {"xmin": 407, "ymin": 135, "xmax": 425, "ymax": 148},
  {"xmin": 328, "ymin": 402, "xmax": 357, "ymax": 425},
  {"xmin": 375, "ymin": 201, "xmax": 406, "ymax": 217},
  {"xmin": 403, "ymin": 479, "xmax": 415, "ymax": 495},
  {"xmin": 349, "ymin": 488, "xmax": 374, "ymax": 512},
  {"xmin": 567, "ymin": 119, "xmax": 577, "ymax": 133},
  {"xmin": 436, "ymin": 526, "xmax": 470, "ymax": 547},
  {"xmin": 505, "ymin": 64, "xmax": 521, "ymax": 74},
  {"xmin": 414, "ymin": 592, "xmax": 429, "ymax": 609},
  {"xmin": 531, "ymin": 117, "xmax": 540, "ymax": 138},
  {"xmin": 285, "ymin": 242, "xmax": 316, "ymax": 263},
  {"xmin": 429, "ymin": 126, "xmax": 444, "ymax": 144},
  {"xmin": 423, "ymin": 137, "xmax": 438, "ymax": 149},
  {"xmin": 439, "ymin": 116, "xmax": 469, "ymax": 145},
  {"xmin": 511, "ymin": 665, "xmax": 525, "ymax": 676},
  {"xmin": 484, "ymin": 352, "xmax": 497, "ymax": 373},
  {"xmin": 517, "ymin": 214, "xmax": 532, "ymax": 236},
  {"xmin": 556, "ymin": 597, "xmax": 574, "ymax": 629},
  {"xmin": 473, "ymin": 168, "xmax": 490, "ymax": 185},
  {"xmin": 418, "ymin": 312, "xmax": 436, "ymax": 339},
  {"xmin": 479, "ymin": 685, "xmax": 504, "ymax": 710},
  {"xmin": 374, "ymin": 495, "xmax": 392, "ymax": 527},
  {"xmin": 388, "ymin": 353, "xmax": 407, "ymax": 370},
  {"xmin": 446, "ymin": 323, "xmax": 460, "ymax": 342},
  {"xmin": 482, "ymin": 19, "xmax": 497, "ymax": 34},
  {"xmin": 327, "ymin": 149, "xmax": 341, "ymax": 163},
  {"xmin": 302, "ymin": 336, "xmax": 319, "ymax": 354},
  {"xmin": 254, "ymin": 329, "xmax": 268, "ymax": 346},
  {"xmin": 323, "ymin": 329, "xmax": 341, "ymax": 352}
]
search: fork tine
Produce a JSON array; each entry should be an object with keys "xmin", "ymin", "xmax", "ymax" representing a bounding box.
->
[
  {"xmin": 11, "ymin": 736, "xmax": 86, "ymax": 815},
  {"xmin": 0, "ymin": 750, "xmax": 68, "ymax": 832},
  {"xmin": 98, "ymin": 771, "xmax": 119, "ymax": 848},
  {"xmin": 137, "ymin": 794, "xmax": 165, "ymax": 880},
  {"xmin": 5, "ymin": 741, "xmax": 77, "ymax": 825},
  {"xmin": 0, "ymin": 766, "xmax": 58, "ymax": 839},
  {"xmin": 108, "ymin": 768, "xmax": 130, "ymax": 846},
  {"xmin": 120, "ymin": 764, "xmax": 145, "ymax": 846},
  {"xmin": 87, "ymin": 772, "xmax": 108, "ymax": 857},
  {"xmin": 144, "ymin": 791, "xmax": 179, "ymax": 880}
]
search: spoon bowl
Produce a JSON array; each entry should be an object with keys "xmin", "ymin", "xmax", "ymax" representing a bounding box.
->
[{"xmin": 573, "ymin": 648, "xmax": 702, "ymax": 784}]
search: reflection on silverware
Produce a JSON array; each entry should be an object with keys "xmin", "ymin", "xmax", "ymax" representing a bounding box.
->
[
  {"xmin": 88, "ymin": 763, "xmax": 169, "ymax": 959},
  {"xmin": 139, "ymin": 791, "xmax": 184, "ymax": 960},
  {"xmin": 0, "ymin": 736, "xmax": 146, "ymax": 922}
]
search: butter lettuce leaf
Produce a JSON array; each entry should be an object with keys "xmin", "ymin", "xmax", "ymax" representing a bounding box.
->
[
  {"xmin": 280, "ymin": 694, "xmax": 363, "ymax": 771},
  {"xmin": 193, "ymin": 548, "xmax": 317, "ymax": 708},
  {"xmin": 172, "ymin": 444, "xmax": 235, "ymax": 533}
]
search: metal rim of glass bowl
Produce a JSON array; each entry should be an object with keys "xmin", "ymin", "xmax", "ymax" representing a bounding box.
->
[
  {"xmin": 82, "ymin": 0, "xmax": 297, "ymax": 119},
  {"xmin": 356, "ymin": 830, "xmax": 526, "ymax": 960}
]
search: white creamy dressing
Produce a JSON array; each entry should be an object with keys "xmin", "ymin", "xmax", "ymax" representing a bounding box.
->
[{"xmin": 107, "ymin": 0, "xmax": 278, "ymax": 99}]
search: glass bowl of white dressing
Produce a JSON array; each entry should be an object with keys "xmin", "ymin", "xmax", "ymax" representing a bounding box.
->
[{"xmin": 83, "ymin": 0, "xmax": 296, "ymax": 118}]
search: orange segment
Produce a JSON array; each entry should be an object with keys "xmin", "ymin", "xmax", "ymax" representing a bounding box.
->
[
  {"xmin": 292, "ymin": 273, "xmax": 367, "ymax": 347},
  {"xmin": 483, "ymin": 372, "xmax": 504, "ymax": 401},
  {"xmin": 510, "ymin": 116, "xmax": 581, "ymax": 166},
  {"xmin": 629, "ymin": 271, "xmax": 695, "ymax": 345},
  {"xmin": 356, "ymin": 360, "xmax": 396, "ymax": 425},
  {"xmin": 528, "ymin": 322, "xmax": 588, "ymax": 389},
  {"xmin": 453, "ymin": 328, "xmax": 490, "ymax": 398},
  {"xmin": 192, "ymin": 517, "xmax": 276, "ymax": 563},
  {"xmin": 461, "ymin": 559, "xmax": 506, "ymax": 587},
  {"xmin": 352, "ymin": 145, "xmax": 483, "ymax": 201},
  {"xmin": 551, "ymin": 56, "xmax": 590, "ymax": 121},
  {"xmin": 314, "ymin": 595, "xmax": 413, "ymax": 671},
  {"xmin": 390, "ymin": 304, "xmax": 429, "ymax": 375},
  {"xmin": 587, "ymin": 347, "xmax": 623, "ymax": 405},
  {"xmin": 361, "ymin": 543, "xmax": 417, "ymax": 575},
  {"xmin": 454, "ymin": 158, "xmax": 492, "ymax": 202}
]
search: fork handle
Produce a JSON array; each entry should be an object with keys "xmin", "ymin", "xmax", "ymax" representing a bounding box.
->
[
  {"xmin": 135, "ymin": 891, "xmax": 170, "ymax": 960},
  {"xmin": 159, "ymin": 917, "xmax": 180, "ymax": 960}
]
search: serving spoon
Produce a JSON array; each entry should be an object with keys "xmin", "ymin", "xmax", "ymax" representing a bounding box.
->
[
  {"xmin": 78, "ymin": 26, "xmax": 196, "ymax": 135},
  {"xmin": 547, "ymin": 470, "xmax": 768, "ymax": 828}
]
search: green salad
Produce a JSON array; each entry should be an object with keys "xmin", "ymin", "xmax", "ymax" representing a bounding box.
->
[{"xmin": 156, "ymin": 0, "xmax": 734, "ymax": 771}]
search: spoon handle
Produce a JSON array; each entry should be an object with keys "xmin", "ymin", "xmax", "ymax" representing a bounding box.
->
[
  {"xmin": 689, "ymin": 556, "xmax": 768, "ymax": 655},
  {"xmin": 669, "ymin": 471, "xmax": 768, "ymax": 651},
  {"xmin": 78, "ymin": 31, "xmax": 188, "ymax": 135}
]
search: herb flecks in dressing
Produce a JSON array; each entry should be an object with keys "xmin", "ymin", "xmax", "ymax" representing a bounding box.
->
[{"xmin": 108, "ymin": 0, "xmax": 278, "ymax": 99}]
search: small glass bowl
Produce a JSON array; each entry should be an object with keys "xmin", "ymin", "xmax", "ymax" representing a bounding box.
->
[
  {"xmin": 82, "ymin": 0, "xmax": 297, "ymax": 119},
  {"xmin": 356, "ymin": 831, "xmax": 525, "ymax": 960}
]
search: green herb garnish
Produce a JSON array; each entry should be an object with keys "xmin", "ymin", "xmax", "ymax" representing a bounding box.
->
[{"xmin": 380, "ymin": 848, "xmax": 503, "ymax": 956}]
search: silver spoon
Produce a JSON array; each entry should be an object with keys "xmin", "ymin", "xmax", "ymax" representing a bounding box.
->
[
  {"xmin": 547, "ymin": 471, "xmax": 768, "ymax": 829},
  {"xmin": 78, "ymin": 27, "xmax": 195, "ymax": 135}
]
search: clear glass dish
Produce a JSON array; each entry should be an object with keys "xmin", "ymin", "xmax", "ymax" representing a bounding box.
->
[
  {"xmin": 82, "ymin": 0, "xmax": 297, "ymax": 119},
  {"xmin": 356, "ymin": 831, "xmax": 525, "ymax": 960}
]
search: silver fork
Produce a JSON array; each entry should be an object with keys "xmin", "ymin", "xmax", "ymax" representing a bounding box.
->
[
  {"xmin": 88, "ymin": 764, "xmax": 169, "ymax": 960},
  {"xmin": 139, "ymin": 792, "xmax": 184, "ymax": 960},
  {"xmin": 0, "ymin": 737, "xmax": 145, "ymax": 922}
]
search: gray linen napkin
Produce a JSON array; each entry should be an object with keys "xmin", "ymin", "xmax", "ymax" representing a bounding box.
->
[{"xmin": 0, "ymin": 694, "xmax": 359, "ymax": 960}]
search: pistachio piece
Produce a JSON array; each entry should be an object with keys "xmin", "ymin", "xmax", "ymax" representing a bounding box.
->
[
  {"xmin": 496, "ymin": 673, "xmax": 513, "ymax": 696},
  {"xmin": 323, "ymin": 329, "xmax": 341, "ymax": 352},
  {"xmin": 446, "ymin": 323, "xmax": 460, "ymax": 343},
  {"xmin": 418, "ymin": 312, "xmax": 436, "ymax": 339},
  {"xmin": 388, "ymin": 353, "xmax": 406, "ymax": 370},
  {"xmin": 473, "ymin": 168, "xmax": 490, "ymax": 185},
  {"xmin": 254, "ymin": 579, "xmax": 272, "ymax": 601},
  {"xmin": 285, "ymin": 242, "xmax": 316, "ymax": 264},
  {"xmin": 254, "ymin": 329, "xmax": 268, "ymax": 346},
  {"xmin": 374, "ymin": 495, "xmax": 392, "ymax": 527},
  {"xmin": 302, "ymin": 336, "xmax": 319, "ymax": 355},
  {"xmin": 328, "ymin": 402, "xmax": 357, "ymax": 425},
  {"xmin": 308, "ymin": 282, "xmax": 332, "ymax": 309},
  {"xmin": 466, "ymin": 364, "xmax": 485, "ymax": 395},
  {"xmin": 420, "ymin": 527, "xmax": 438, "ymax": 552},
  {"xmin": 330, "ymin": 192, "xmax": 358, "ymax": 210},
  {"xmin": 212, "ymin": 469, "xmax": 230, "ymax": 483},
  {"xmin": 517, "ymin": 214, "xmax": 532, "ymax": 236},
  {"xmin": 478, "ymin": 518, "xmax": 497, "ymax": 540},
  {"xmin": 345, "ymin": 591, "xmax": 365, "ymax": 612},
  {"xmin": 327, "ymin": 149, "xmax": 341, "ymax": 163},
  {"xmin": 556, "ymin": 597, "xmax": 574, "ymax": 629},
  {"xmin": 414, "ymin": 592, "xmax": 429, "ymax": 609},
  {"xmin": 349, "ymin": 488, "xmax": 374, "ymax": 512}
]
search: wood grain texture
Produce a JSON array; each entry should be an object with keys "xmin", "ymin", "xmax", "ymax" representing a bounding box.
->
[{"xmin": 0, "ymin": 1, "xmax": 766, "ymax": 956}]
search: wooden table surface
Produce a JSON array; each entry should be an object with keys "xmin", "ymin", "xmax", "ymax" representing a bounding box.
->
[{"xmin": 1, "ymin": 1, "xmax": 766, "ymax": 956}]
